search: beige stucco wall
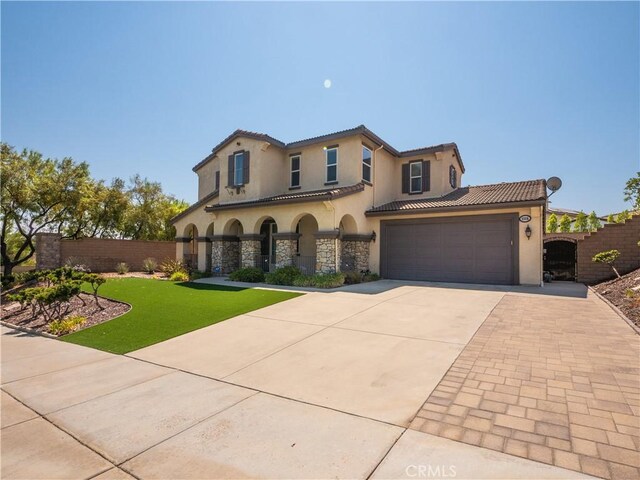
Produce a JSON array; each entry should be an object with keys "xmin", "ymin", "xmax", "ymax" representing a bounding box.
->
[
  {"xmin": 194, "ymin": 132, "xmax": 463, "ymax": 205},
  {"xmin": 196, "ymin": 157, "xmax": 220, "ymax": 200}
]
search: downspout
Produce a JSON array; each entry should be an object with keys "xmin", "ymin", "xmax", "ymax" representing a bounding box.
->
[{"xmin": 372, "ymin": 144, "xmax": 384, "ymax": 208}]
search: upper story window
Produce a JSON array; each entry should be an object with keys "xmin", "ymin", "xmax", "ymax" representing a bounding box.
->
[
  {"xmin": 227, "ymin": 150, "xmax": 250, "ymax": 187},
  {"xmin": 402, "ymin": 160, "xmax": 430, "ymax": 195},
  {"xmin": 290, "ymin": 155, "xmax": 301, "ymax": 188},
  {"xmin": 233, "ymin": 152, "xmax": 244, "ymax": 186},
  {"xmin": 449, "ymin": 165, "xmax": 457, "ymax": 188},
  {"xmin": 215, "ymin": 171, "xmax": 220, "ymax": 191},
  {"xmin": 410, "ymin": 161, "xmax": 423, "ymax": 193},
  {"xmin": 325, "ymin": 146, "xmax": 338, "ymax": 183},
  {"xmin": 362, "ymin": 146, "xmax": 372, "ymax": 183}
]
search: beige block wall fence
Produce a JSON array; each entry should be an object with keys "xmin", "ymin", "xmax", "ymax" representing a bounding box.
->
[{"xmin": 36, "ymin": 233, "xmax": 175, "ymax": 272}]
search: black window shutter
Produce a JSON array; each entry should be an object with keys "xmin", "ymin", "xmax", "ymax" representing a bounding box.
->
[
  {"xmin": 215, "ymin": 171, "xmax": 220, "ymax": 191},
  {"xmin": 401, "ymin": 163, "xmax": 410, "ymax": 194},
  {"xmin": 243, "ymin": 150, "xmax": 250, "ymax": 184},
  {"xmin": 422, "ymin": 160, "xmax": 431, "ymax": 192},
  {"xmin": 227, "ymin": 155, "xmax": 234, "ymax": 186}
]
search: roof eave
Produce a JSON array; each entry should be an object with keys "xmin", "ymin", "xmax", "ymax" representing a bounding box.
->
[
  {"xmin": 205, "ymin": 184, "xmax": 364, "ymax": 212},
  {"xmin": 170, "ymin": 190, "xmax": 219, "ymax": 224},
  {"xmin": 365, "ymin": 199, "xmax": 546, "ymax": 217}
]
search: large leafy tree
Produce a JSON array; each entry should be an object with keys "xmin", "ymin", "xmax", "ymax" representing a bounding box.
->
[
  {"xmin": 1, "ymin": 144, "xmax": 188, "ymax": 275},
  {"xmin": 122, "ymin": 175, "xmax": 188, "ymax": 241},
  {"xmin": 62, "ymin": 178, "xmax": 129, "ymax": 239},
  {"xmin": 623, "ymin": 172, "xmax": 640, "ymax": 211},
  {"xmin": 1, "ymin": 144, "xmax": 92, "ymax": 275}
]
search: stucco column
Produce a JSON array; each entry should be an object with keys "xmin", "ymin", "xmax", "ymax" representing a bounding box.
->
[
  {"xmin": 314, "ymin": 231, "xmax": 340, "ymax": 273},
  {"xmin": 174, "ymin": 236, "xmax": 190, "ymax": 263},
  {"xmin": 211, "ymin": 236, "xmax": 240, "ymax": 274},
  {"xmin": 341, "ymin": 234, "xmax": 374, "ymax": 272},
  {"xmin": 196, "ymin": 237, "xmax": 209, "ymax": 272},
  {"xmin": 239, "ymin": 234, "xmax": 263, "ymax": 269},
  {"xmin": 273, "ymin": 233, "xmax": 300, "ymax": 269}
]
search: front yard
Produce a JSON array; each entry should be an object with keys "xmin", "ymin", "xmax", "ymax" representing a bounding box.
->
[{"xmin": 61, "ymin": 278, "xmax": 301, "ymax": 354}]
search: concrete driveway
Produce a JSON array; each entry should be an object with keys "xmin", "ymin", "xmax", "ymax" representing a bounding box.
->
[
  {"xmin": 1, "ymin": 281, "xmax": 600, "ymax": 479},
  {"xmin": 131, "ymin": 285, "xmax": 505, "ymax": 426}
]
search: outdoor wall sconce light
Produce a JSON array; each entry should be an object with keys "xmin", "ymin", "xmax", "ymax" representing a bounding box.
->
[
  {"xmin": 371, "ymin": 230, "xmax": 377, "ymax": 242},
  {"xmin": 525, "ymin": 225, "xmax": 532, "ymax": 240}
]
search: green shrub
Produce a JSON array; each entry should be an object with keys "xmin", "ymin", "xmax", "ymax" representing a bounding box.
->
[
  {"xmin": 292, "ymin": 272, "xmax": 345, "ymax": 289},
  {"xmin": 625, "ymin": 288, "xmax": 636, "ymax": 298},
  {"xmin": 142, "ymin": 257, "xmax": 158, "ymax": 274},
  {"xmin": 169, "ymin": 271, "xmax": 189, "ymax": 282},
  {"xmin": 48, "ymin": 316, "xmax": 87, "ymax": 336},
  {"xmin": 343, "ymin": 271, "xmax": 362, "ymax": 285},
  {"xmin": 229, "ymin": 267, "xmax": 265, "ymax": 283},
  {"xmin": 189, "ymin": 270, "xmax": 211, "ymax": 281},
  {"xmin": 265, "ymin": 266, "xmax": 302, "ymax": 285},
  {"xmin": 362, "ymin": 272, "xmax": 381, "ymax": 282},
  {"xmin": 160, "ymin": 259, "xmax": 187, "ymax": 276},
  {"xmin": 1, "ymin": 274, "xmax": 16, "ymax": 289},
  {"xmin": 115, "ymin": 262, "xmax": 129, "ymax": 275}
]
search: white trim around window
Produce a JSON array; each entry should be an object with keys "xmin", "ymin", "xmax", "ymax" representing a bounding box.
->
[
  {"xmin": 409, "ymin": 161, "xmax": 422, "ymax": 193},
  {"xmin": 325, "ymin": 147, "xmax": 338, "ymax": 183},
  {"xmin": 290, "ymin": 155, "xmax": 301, "ymax": 188},
  {"xmin": 362, "ymin": 146, "xmax": 372, "ymax": 183}
]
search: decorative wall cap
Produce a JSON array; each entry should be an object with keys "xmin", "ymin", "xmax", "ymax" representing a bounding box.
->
[
  {"xmin": 342, "ymin": 233, "xmax": 375, "ymax": 242},
  {"xmin": 272, "ymin": 232, "xmax": 301, "ymax": 240},
  {"xmin": 314, "ymin": 230, "xmax": 340, "ymax": 239},
  {"xmin": 238, "ymin": 234, "xmax": 265, "ymax": 241}
]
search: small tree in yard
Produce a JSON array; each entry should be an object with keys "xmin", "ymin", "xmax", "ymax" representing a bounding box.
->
[
  {"xmin": 587, "ymin": 211, "xmax": 602, "ymax": 232},
  {"xmin": 559, "ymin": 214, "xmax": 572, "ymax": 233},
  {"xmin": 573, "ymin": 211, "xmax": 588, "ymax": 233},
  {"xmin": 592, "ymin": 250, "xmax": 621, "ymax": 278},
  {"xmin": 606, "ymin": 213, "xmax": 616, "ymax": 224},
  {"xmin": 84, "ymin": 273, "xmax": 106, "ymax": 309},
  {"xmin": 546, "ymin": 213, "xmax": 558, "ymax": 233}
]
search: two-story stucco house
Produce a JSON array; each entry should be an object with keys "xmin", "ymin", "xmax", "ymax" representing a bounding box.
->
[{"xmin": 172, "ymin": 125, "xmax": 547, "ymax": 285}]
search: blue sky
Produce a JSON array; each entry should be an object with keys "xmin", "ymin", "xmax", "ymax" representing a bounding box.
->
[{"xmin": 2, "ymin": 1, "xmax": 638, "ymax": 215}]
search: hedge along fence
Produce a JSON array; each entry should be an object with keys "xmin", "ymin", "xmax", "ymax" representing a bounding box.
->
[{"xmin": 36, "ymin": 233, "xmax": 176, "ymax": 273}]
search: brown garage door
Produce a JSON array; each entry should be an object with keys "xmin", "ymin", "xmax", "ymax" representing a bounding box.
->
[{"xmin": 380, "ymin": 214, "xmax": 518, "ymax": 285}]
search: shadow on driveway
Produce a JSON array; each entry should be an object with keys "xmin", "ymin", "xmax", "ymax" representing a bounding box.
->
[{"xmin": 195, "ymin": 276, "xmax": 588, "ymax": 298}]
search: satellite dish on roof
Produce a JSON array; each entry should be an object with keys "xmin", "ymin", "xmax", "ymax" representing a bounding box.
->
[{"xmin": 547, "ymin": 177, "xmax": 562, "ymax": 193}]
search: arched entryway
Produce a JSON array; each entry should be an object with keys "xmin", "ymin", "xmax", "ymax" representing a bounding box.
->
[
  {"xmin": 257, "ymin": 217, "xmax": 278, "ymax": 272},
  {"xmin": 544, "ymin": 240, "xmax": 577, "ymax": 281},
  {"xmin": 205, "ymin": 222, "xmax": 215, "ymax": 272},
  {"xmin": 182, "ymin": 224, "xmax": 198, "ymax": 270},
  {"xmin": 293, "ymin": 214, "xmax": 319, "ymax": 274}
]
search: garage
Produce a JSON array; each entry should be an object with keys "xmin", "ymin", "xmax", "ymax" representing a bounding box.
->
[{"xmin": 380, "ymin": 214, "xmax": 518, "ymax": 285}]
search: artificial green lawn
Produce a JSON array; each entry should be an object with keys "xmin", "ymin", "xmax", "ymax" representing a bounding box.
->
[{"xmin": 62, "ymin": 278, "xmax": 301, "ymax": 354}]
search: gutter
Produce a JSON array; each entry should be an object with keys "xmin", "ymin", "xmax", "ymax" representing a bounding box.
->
[{"xmin": 365, "ymin": 199, "xmax": 547, "ymax": 217}]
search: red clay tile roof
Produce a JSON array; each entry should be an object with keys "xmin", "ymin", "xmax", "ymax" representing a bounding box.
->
[
  {"xmin": 366, "ymin": 179, "xmax": 547, "ymax": 216},
  {"xmin": 205, "ymin": 183, "xmax": 365, "ymax": 212},
  {"xmin": 193, "ymin": 125, "xmax": 464, "ymax": 172}
]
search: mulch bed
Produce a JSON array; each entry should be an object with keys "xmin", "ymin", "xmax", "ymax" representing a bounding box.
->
[
  {"xmin": 0, "ymin": 292, "xmax": 130, "ymax": 337},
  {"xmin": 593, "ymin": 268, "xmax": 640, "ymax": 328}
]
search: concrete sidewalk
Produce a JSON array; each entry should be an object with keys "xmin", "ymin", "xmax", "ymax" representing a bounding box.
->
[{"xmin": 1, "ymin": 283, "xmax": 598, "ymax": 479}]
